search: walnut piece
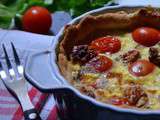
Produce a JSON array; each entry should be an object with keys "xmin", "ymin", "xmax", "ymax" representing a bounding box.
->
[
  {"xmin": 71, "ymin": 45, "xmax": 96, "ymax": 64},
  {"xmin": 149, "ymin": 47, "xmax": 160, "ymax": 67},
  {"xmin": 120, "ymin": 50, "xmax": 140, "ymax": 63},
  {"xmin": 124, "ymin": 83, "xmax": 148, "ymax": 107}
]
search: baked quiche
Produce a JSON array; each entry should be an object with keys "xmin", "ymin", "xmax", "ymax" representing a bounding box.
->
[{"xmin": 57, "ymin": 8, "xmax": 160, "ymax": 110}]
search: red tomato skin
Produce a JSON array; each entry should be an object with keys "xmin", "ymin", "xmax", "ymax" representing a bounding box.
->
[
  {"xmin": 88, "ymin": 55, "xmax": 113, "ymax": 72},
  {"xmin": 109, "ymin": 96, "xmax": 129, "ymax": 106},
  {"xmin": 129, "ymin": 60, "xmax": 155, "ymax": 77},
  {"xmin": 132, "ymin": 27, "xmax": 160, "ymax": 47},
  {"xmin": 22, "ymin": 6, "xmax": 52, "ymax": 34},
  {"xmin": 90, "ymin": 36, "xmax": 121, "ymax": 53}
]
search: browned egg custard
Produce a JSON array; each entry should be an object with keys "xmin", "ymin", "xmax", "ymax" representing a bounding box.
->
[{"xmin": 58, "ymin": 8, "xmax": 160, "ymax": 110}]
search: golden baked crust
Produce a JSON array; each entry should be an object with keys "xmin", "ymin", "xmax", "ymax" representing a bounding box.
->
[{"xmin": 58, "ymin": 8, "xmax": 160, "ymax": 80}]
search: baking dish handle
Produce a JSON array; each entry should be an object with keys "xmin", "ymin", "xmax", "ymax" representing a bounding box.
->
[{"xmin": 24, "ymin": 36, "xmax": 69, "ymax": 92}]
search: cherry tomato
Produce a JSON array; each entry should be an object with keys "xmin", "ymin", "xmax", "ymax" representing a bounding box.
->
[
  {"xmin": 129, "ymin": 60, "xmax": 155, "ymax": 77},
  {"xmin": 22, "ymin": 6, "xmax": 52, "ymax": 34},
  {"xmin": 90, "ymin": 36, "xmax": 121, "ymax": 53},
  {"xmin": 87, "ymin": 55, "xmax": 113, "ymax": 72},
  {"xmin": 132, "ymin": 27, "xmax": 160, "ymax": 47}
]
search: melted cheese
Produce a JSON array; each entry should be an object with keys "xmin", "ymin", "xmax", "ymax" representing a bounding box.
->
[{"xmin": 71, "ymin": 32, "xmax": 160, "ymax": 110}]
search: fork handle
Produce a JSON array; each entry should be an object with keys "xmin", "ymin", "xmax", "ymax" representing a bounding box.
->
[{"xmin": 24, "ymin": 108, "xmax": 41, "ymax": 120}]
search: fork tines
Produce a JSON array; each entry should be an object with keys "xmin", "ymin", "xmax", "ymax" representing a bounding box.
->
[
  {"xmin": 2, "ymin": 44, "xmax": 12, "ymax": 69},
  {"xmin": 11, "ymin": 42, "xmax": 21, "ymax": 65},
  {"xmin": 2, "ymin": 42, "xmax": 21, "ymax": 66},
  {"xmin": 0, "ymin": 43, "xmax": 22, "ymax": 79}
]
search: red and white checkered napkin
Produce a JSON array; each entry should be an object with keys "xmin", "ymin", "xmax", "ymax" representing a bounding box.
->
[
  {"xmin": 0, "ymin": 79, "xmax": 58, "ymax": 120},
  {"xmin": 40, "ymin": 96, "xmax": 58, "ymax": 120},
  {"xmin": 0, "ymin": 79, "xmax": 48, "ymax": 120}
]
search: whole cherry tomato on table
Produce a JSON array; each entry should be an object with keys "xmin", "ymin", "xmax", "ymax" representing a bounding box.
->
[
  {"xmin": 22, "ymin": 6, "xmax": 52, "ymax": 34},
  {"xmin": 132, "ymin": 27, "xmax": 160, "ymax": 47},
  {"xmin": 90, "ymin": 36, "xmax": 121, "ymax": 53},
  {"xmin": 129, "ymin": 60, "xmax": 155, "ymax": 77}
]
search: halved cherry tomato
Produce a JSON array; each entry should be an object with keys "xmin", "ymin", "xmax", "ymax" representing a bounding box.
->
[
  {"xmin": 90, "ymin": 36, "xmax": 121, "ymax": 53},
  {"xmin": 129, "ymin": 60, "xmax": 155, "ymax": 77},
  {"xmin": 132, "ymin": 27, "xmax": 160, "ymax": 47},
  {"xmin": 87, "ymin": 55, "xmax": 113, "ymax": 72},
  {"xmin": 22, "ymin": 6, "xmax": 52, "ymax": 34}
]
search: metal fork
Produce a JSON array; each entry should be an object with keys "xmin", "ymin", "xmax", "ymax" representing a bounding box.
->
[{"xmin": 0, "ymin": 43, "xmax": 41, "ymax": 120}]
